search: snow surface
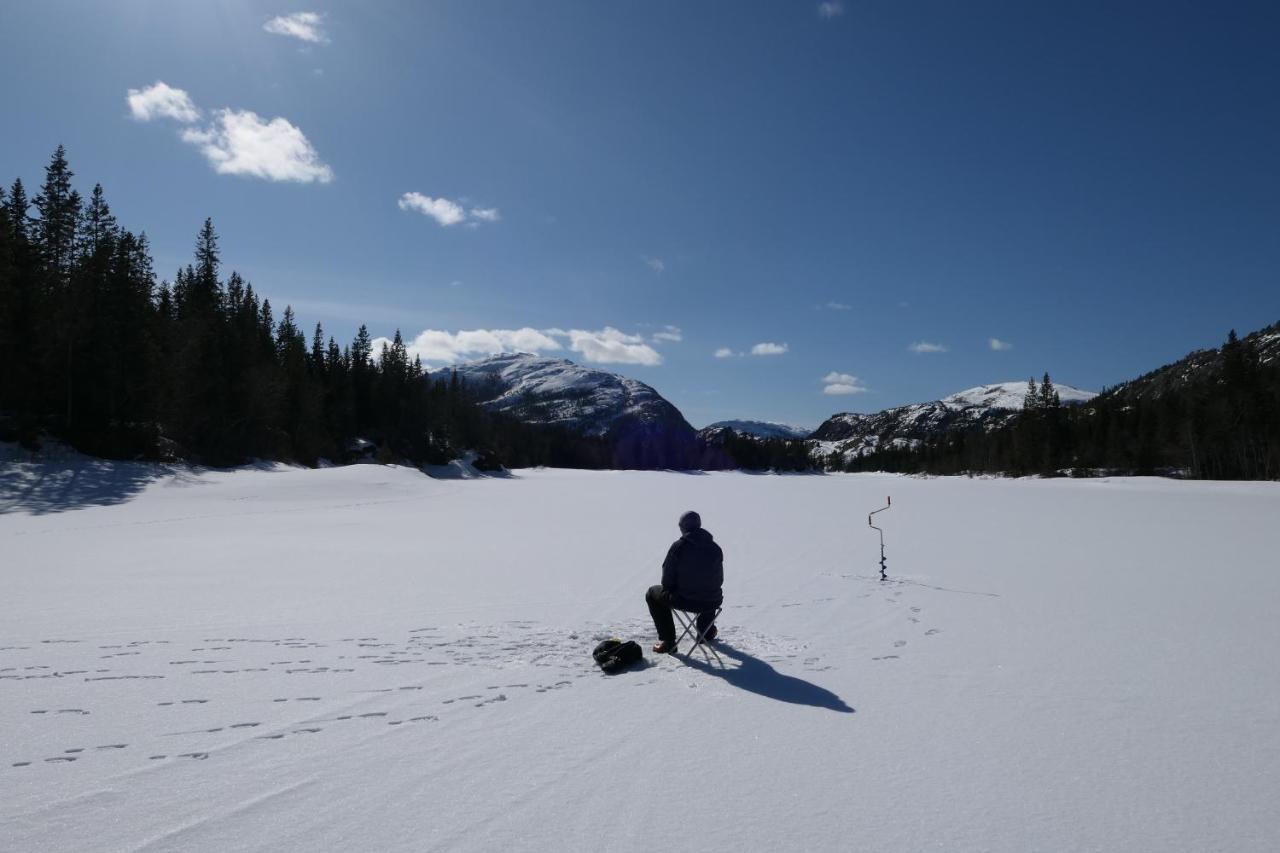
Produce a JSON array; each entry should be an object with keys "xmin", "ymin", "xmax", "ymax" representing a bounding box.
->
[{"xmin": 3, "ymin": 458, "xmax": 1279, "ymax": 852}]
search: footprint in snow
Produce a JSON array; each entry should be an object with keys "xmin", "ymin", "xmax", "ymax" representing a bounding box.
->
[{"xmin": 893, "ymin": 640, "xmax": 907, "ymax": 648}]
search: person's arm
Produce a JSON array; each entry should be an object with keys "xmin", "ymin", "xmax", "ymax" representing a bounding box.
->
[{"xmin": 661, "ymin": 540, "xmax": 681, "ymax": 592}]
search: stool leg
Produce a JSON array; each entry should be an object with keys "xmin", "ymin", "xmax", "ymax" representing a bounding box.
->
[{"xmin": 673, "ymin": 610, "xmax": 696, "ymax": 646}]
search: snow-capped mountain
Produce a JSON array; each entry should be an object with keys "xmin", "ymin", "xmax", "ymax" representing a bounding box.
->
[
  {"xmin": 698, "ymin": 420, "xmax": 812, "ymax": 441},
  {"xmin": 443, "ymin": 353, "xmax": 694, "ymax": 439},
  {"xmin": 942, "ymin": 381, "xmax": 1097, "ymax": 411},
  {"xmin": 812, "ymin": 380, "xmax": 1096, "ymax": 462}
]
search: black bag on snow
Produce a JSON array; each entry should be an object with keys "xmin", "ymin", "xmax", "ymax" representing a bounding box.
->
[{"xmin": 592, "ymin": 638, "xmax": 644, "ymax": 673}]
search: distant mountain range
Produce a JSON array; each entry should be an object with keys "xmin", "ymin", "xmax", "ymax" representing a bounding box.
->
[
  {"xmin": 443, "ymin": 355, "xmax": 1101, "ymax": 468},
  {"xmin": 442, "ymin": 320, "xmax": 1279, "ymax": 472},
  {"xmin": 699, "ymin": 420, "xmax": 812, "ymax": 441},
  {"xmin": 810, "ymin": 381, "xmax": 1096, "ymax": 463}
]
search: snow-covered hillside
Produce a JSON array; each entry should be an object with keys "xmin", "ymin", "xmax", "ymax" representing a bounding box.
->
[
  {"xmin": 699, "ymin": 420, "xmax": 812, "ymax": 440},
  {"xmin": 1101, "ymin": 320, "xmax": 1280, "ymax": 403},
  {"xmin": 942, "ymin": 381, "xmax": 1096, "ymax": 410},
  {"xmin": 2, "ymin": 457, "xmax": 1278, "ymax": 852},
  {"xmin": 444, "ymin": 353, "xmax": 693, "ymax": 438},
  {"xmin": 813, "ymin": 381, "xmax": 1096, "ymax": 462}
]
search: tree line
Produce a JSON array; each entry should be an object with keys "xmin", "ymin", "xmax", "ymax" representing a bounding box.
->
[{"xmin": 0, "ymin": 147, "xmax": 613, "ymax": 469}]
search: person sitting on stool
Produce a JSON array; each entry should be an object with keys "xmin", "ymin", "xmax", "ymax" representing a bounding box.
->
[{"xmin": 646, "ymin": 510, "xmax": 723, "ymax": 654}]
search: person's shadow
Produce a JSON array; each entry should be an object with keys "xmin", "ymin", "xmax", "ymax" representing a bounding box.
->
[{"xmin": 681, "ymin": 641, "xmax": 854, "ymax": 713}]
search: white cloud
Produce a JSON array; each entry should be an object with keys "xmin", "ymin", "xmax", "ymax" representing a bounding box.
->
[
  {"xmin": 651, "ymin": 325, "xmax": 682, "ymax": 344},
  {"xmin": 263, "ymin": 12, "xmax": 329, "ymax": 44},
  {"xmin": 398, "ymin": 193, "xmax": 499, "ymax": 227},
  {"xmin": 645, "ymin": 256, "xmax": 666, "ymax": 273},
  {"xmin": 989, "ymin": 337, "xmax": 1013, "ymax": 351},
  {"xmin": 818, "ymin": 2, "xmax": 845, "ymax": 18},
  {"xmin": 567, "ymin": 327, "xmax": 662, "ymax": 366},
  {"xmin": 128, "ymin": 84, "xmax": 331, "ymax": 184},
  {"xmin": 908, "ymin": 341, "xmax": 948, "ymax": 354},
  {"xmin": 823, "ymin": 371, "xmax": 867, "ymax": 395},
  {"xmin": 388, "ymin": 328, "xmax": 563, "ymax": 363},
  {"xmin": 714, "ymin": 347, "xmax": 736, "ymax": 359},
  {"xmin": 387, "ymin": 326, "xmax": 662, "ymax": 366},
  {"xmin": 127, "ymin": 82, "xmax": 200, "ymax": 123},
  {"xmin": 181, "ymin": 110, "xmax": 333, "ymax": 184},
  {"xmin": 751, "ymin": 342, "xmax": 789, "ymax": 356},
  {"xmin": 824, "ymin": 301, "xmax": 852, "ymax": 311},
  {"xmin": 398, "ymin": 193, "xmax": 466, "ymax": 226}
]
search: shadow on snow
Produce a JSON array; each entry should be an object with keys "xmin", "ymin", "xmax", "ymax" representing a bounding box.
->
[
  {"xmin": 0, "ymin": 459, "xmax": 173, "ymax": 515},
  {"xmin": 681, "ymin": 641, "xmax": 854, "ymax": 714}
]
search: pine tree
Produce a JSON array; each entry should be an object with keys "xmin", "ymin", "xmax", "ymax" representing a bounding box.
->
[
  {"xmin": 1023, "ymin": 377, "xmax": 1039, "ymax": 410},
  {"xmin": 1039, "ymin": 373, "xmax": 1057, "ymax": 409},
  {"xmin": 33, "ymin": 145, "xmax": 81, "ymax": 283}
]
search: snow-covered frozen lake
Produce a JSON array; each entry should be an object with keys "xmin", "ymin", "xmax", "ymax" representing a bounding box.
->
[{"xmin": 2, "ymin": 460, "xmax": 1278, "ymax": 852}]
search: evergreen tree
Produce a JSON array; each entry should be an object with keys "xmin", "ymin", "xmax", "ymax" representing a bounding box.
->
[{"xmin": 1023, "ymin": 377, "xmax": 1039, "ymax": 410}]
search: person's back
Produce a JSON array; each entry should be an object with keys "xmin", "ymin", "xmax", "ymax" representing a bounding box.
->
[{"xmin": 662, "ymin": 525, "xmax": 724, "ymax": 605}]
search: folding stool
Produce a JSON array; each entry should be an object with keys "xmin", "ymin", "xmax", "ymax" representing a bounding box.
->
[{"xmin": 673, "ymin": 605, "xmax": 722, "ymax": 663}]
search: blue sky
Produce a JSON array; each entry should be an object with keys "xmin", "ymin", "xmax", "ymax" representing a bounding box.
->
[{"xmin": 4, "ymin": 1, "xmax": 1279, "ymax": 428}]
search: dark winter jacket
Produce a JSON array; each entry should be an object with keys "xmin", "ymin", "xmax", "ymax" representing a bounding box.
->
[{"xmin": 661, "ymin": 528, "xmax": 724, "ymax": 605}]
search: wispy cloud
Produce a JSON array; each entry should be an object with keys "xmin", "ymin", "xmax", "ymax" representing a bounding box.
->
[
  {"xmin": 751, "ymin": 342, "xmax": 789, "ymax": 356},
  {"xmin": 385, "ymin": 326, "xmax": 663, "ymax": 366},
  {"xmin": 651, "ymin": 325, "xmax": 682, "ymax": 344},
  {"xmin": 181, "ymin": 110, "xmax": 333, "ymax": 183},
  {"xmin": 908, "ymin": 341, "xmax": 948, "ymax": 354},
  {"xmin": 398, "ymin": 193, "xmax": 466, "ymax": 226},
  {"xmin": 644, "ymin": 256, "xmax": 666, "ymax": 273},
  {"xmin": 989, "ymin": 337, "xmax": 1013, "ymax": 351},
  {"xmin": 714, "ymin": 347, "xmax": 736, "ymax": 359},
  {"xmin": 264, "ymin": 12, "xmax": 329, "ymax": 44},
  {"xmin": 817, "ymin": 2, "xmax": 845, "ymax": 19},
  {"xmin": 823, "ymin": 371, "xmax": 867, "ymax": 395},
  {"xmin": 824, "ymin": 301, "xmax": 852, "ymax": 311},
  {"xmin": 127, "ymin": 82, "xmax": 200, "ymax": 123},
  {"xmin": 398, "ymin": 193, "xmax": 499, "ymax": 227}
]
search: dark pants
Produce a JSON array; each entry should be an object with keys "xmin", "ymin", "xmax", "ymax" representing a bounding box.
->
[{"xmin": 646, "ymin": 584, "xmax": 719, "ymax": 642}]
